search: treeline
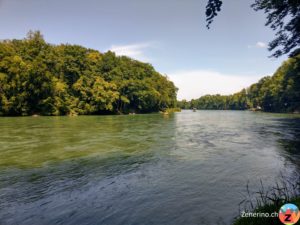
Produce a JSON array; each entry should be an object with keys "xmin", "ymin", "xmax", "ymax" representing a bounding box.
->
[
  {"xmin": 178, "ymin": 54, "xmax": 300, "ymax": 113},
  {"xmin": 0, "ymin": 31, "xmax": 177, "ymax": 116}
]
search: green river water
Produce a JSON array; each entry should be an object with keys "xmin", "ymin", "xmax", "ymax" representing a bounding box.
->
[{"xmin": 0, "ymin": 110, "xmax": 300, "ymax": 225}]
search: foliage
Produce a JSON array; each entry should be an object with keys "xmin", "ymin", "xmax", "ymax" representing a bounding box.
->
[
  {"xmin": 178, "ymin": 54, "xmax": 300, "ymax": 113},
  {"xmin": 205, "ymin": 0, "xmax": 300, "ymax": 57},
  {"xmin": 162, "ymin": 107, "xmax": 181, "ymax": 114},
  {"xmin": 0, "ymin": 31, "xmax": 178, "ymax": 116},
  {"xmin": 205, "ymin": 0, "xmax": 223, "ymax": 29},
  {"xmin": 233, "ymin": 175, "xmax": 300, "ymax": 225},
  {"xmin": 233, "ymin": 197, "xmax": 300, "ymax": 225},
  {"xmin": 252, "ymin": 0, "xmax": 300, "ymax": 57}
]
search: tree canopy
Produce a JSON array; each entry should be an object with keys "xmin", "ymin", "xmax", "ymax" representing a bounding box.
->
[
  {"xmin": 178, "ymin": 53, "xmax": 300, "ymax": 113},
  {"xmin": 0, "ymin": 31, "xmax": 178, "ymax": 116},
  {"xmin": 206, "ymin": 0, "xmax": 300, "ymax": 57}
]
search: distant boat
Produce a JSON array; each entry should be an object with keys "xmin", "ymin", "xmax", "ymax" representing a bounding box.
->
[{"xmin": 193, "ymin": 108, "xmax": 196, "ymax": 112}]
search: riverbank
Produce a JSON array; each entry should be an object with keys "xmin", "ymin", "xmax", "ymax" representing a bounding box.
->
[
  {"xmin": 160, "ymin": 108, "xmax": 181, "ymax": 114},
  {"xmin": 0, "ymin": 108, "xmax": 182, "ymax": 117},
  {"xmin": 233, "ymin": 197, "xmax": 300, "ymax": 225},
  {"xmin": 177, "ymin": 54, "xmax": 300, "ymax": 113},
  {"xmin": 232, "ymin": 175, "xmax": 300, "ymax": 225}
]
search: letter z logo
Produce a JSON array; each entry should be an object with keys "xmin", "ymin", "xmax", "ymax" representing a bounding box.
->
[{"xmin": 284, "ymin": 214, "xmax": 291, "ymax": 222}]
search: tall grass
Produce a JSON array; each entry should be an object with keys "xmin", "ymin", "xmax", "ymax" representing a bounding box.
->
[{"xmin": 233, "ymin": 173, "xmax": 300, "ymax": 225}]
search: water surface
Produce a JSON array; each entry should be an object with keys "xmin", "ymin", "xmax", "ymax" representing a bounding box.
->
[{"xmin": 1, "ymin": 111, "xmax": 300, "ymax": 225}]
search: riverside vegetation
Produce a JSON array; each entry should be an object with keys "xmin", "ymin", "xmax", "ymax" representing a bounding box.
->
[
  {"xmin": 178, "ymin": 54, "xmax": 300, "ymax": 113},
  {"xmin": 1, "ymin": 31, "xmax": 299, "ymax": 116},
  {"xmin": 0, "ymin": 31, "xmax": 300, "ymax": 225},
  {"xmin": 232, "ymin": 173, "xmax": 300, "ymax": 225},
  {"xmin": 0, "ymin": 31, "xmax": 177, "ymax": 116}
]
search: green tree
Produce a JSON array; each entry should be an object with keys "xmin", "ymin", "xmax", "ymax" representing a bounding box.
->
[
  {"xmin": 177, "ymin": 53, "xmax": 300, "ymax": 113},
  {"xmin": 0, "ymin": 31, "xmax": 178, "ymax": 116}
]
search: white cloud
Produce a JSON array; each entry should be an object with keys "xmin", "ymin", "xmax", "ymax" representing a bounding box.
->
[
  {"xmin": 248, "ymin": 41, "xmax": 267, "ymax": 49},
  {"xmin": 256, "ymin": 41, "xmax": 267, "ymax": 48},
  {"xmin": 109, "ymin": 43, "xmax": 152, "ymax": 62},
  {"xmin": 168, "ymin": 70, "xmax": 264, "ymax": 100}
]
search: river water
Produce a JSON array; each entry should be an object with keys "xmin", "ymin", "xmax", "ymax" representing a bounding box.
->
[{"xmin": 0, "ymin": 110, "xmax": 300, "ymax": 225}]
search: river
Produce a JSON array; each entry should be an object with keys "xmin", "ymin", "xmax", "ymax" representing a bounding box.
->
[{"xmin": 0, "ymin": 110, "xmax": 300, "ymax": 225}]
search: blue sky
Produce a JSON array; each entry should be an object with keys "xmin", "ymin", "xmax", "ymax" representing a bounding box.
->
[{"xmin": 0, "ymin": 0, "xmax": 287, "ymax": 100}]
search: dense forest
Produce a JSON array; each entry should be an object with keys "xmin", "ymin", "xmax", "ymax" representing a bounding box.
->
[
  {"xmin": 178, "ymin": 54, "xmax": 300, "ymax": 113},
  {"xmin": 1, "ymin": 31, "xmax": 299, "ymax": 116},
  {"xmin": 0, "ymin": 31, "xmax": 177, "ymax": 116}
]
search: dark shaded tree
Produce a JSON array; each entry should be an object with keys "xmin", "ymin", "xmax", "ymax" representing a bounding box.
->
[{"xmin": 205, "ymin": 0, "xmax": 300, "ymax": 57}]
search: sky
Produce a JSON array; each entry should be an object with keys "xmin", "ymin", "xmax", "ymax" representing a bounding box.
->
[{"xmin": 0, "ymin": 0, "xmax": 287, "ymax": 100}]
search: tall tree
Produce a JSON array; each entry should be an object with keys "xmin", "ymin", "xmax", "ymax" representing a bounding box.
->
[
  {"xmin": 177, "ymin": 53, "xmax": 300, "ymax": 113},
  {"xmin": 0, "ymin": 31, "xmax": 178, "ymax": 116}
]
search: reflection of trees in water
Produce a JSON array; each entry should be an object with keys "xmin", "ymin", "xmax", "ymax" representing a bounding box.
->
[
  {"xmin": 274, "ymin": 118, "xmax": 300, "ymax": 170},
  {"xmin": 238, "ymin": 116, "xmax": 300, "ymax": 225}
]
